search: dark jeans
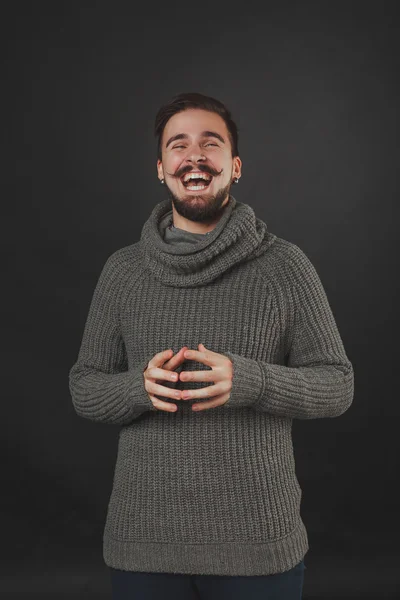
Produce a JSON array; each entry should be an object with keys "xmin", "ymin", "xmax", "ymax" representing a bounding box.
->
[{"xmin": 109, "ymin": 559, "xmax": 305, "ymax": 599}]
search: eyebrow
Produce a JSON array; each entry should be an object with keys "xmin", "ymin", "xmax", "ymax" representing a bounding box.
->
[{"xmin": 165, "ymin": 130, "xmax": 226, "ymax": 148}]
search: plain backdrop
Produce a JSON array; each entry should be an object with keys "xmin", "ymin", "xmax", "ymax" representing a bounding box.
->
[{"xmin": 3, "ymin": 2, "xmax": 399, "ymax": 599}]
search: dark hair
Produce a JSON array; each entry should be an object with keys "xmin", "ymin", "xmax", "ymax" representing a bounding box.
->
[{"xmin": 154, "ymin": 92, "xmax": 239, "ymax": 160}]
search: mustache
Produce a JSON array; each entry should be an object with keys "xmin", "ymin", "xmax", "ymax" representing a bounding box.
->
[{"xmin": 166, "ymin": 164, "xmax": 223, "ymax": 179}]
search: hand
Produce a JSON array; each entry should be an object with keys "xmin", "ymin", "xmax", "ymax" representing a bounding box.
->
[
  {"xmin": 179, "ymin": 343, "xmax": 233, "ymax": 412},
  {"xmin": 143, "ymin": 347, "xmax": 188, "ymax": 412}
]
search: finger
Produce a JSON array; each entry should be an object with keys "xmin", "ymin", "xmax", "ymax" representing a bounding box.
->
[
  {"xmin": 163, "ymin": 346, "xmax": 189, "ymax": 370},
  {"xmin": 150, "ymin": 396, "xmax": 178, "ymax": 412},
  {"xmin": 148, "ymin": 381, "xmax": 182, "ymax": 400},
  {"xmin": 192, "ymin": 393, "xmax": 229, "ymax": 412},
  {"xmin": 148, "ymin": 349, "xmax": 174, "ymax": 370},
  {"xmin": 181, "ymin": 383, "xmax": 224, "ymax": 400},
  {"xmin": 183, "ymin": 349, "xmax": 214, "ymax": 366},
  {"xmin": 147, "ymin": 367, "xmax": 179, "ymax": 383},
  {"xmin": 179, "ymin": 370, "xmax": 218, "ymax": 383}
]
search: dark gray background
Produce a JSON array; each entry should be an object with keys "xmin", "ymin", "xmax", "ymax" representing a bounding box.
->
[{"xmin": 4, "ymin": 2, "xmax": 399, "ymax": 598}]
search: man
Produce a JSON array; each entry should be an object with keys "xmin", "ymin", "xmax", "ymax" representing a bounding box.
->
[{"xmin": 69, "ymin": 92, "xmax": 354, "ymax": 600}]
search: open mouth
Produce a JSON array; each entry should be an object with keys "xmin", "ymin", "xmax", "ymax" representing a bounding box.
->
[{"xmin": 180, "ymin": 172, "xmax": 213, "ymax": 191}]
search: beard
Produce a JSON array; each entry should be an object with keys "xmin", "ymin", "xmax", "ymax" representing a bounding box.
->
[{"xmin": 164, "ymin": 180, "xmax": 233, "ymax": 224}]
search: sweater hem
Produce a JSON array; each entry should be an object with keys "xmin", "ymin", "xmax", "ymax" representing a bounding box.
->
[{"xmin": 103, "ymin": 518, "xmax": 309, "ymax": 576}]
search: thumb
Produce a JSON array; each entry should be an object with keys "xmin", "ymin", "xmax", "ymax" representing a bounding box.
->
[{"xmin": 198, "ymin": 343, "xmax": 206, "ymax": 351}]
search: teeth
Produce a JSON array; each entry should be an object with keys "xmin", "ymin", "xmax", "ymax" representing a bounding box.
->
[
  {"xmin": 183, "ymin": 172, "xmax": 212, "ymax": 182},
  {"xmin": 187, "ymin": 184, "xmax": 208, "ymax": 190}
]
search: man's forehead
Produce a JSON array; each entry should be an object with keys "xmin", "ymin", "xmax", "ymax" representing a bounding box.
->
[
  {"xmin": 165, "ymin": 110, "xmax": 226, "ymax": 133},
  {"xmin": 164, "ymin": 112, "xmax": 226, "ymax": 145}
]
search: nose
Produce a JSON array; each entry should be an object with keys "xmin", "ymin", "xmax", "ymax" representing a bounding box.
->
[{"xmin": 184, "ymin": 145, "xmax": 206, "ymax": 164}]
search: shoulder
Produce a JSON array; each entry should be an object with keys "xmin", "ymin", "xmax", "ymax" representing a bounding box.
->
[
  {"xmin": 258, "ymin": 234, "xmax": 319, "ymax": 285},
  {"xmin": 96, "ymin": 242, "xmax": 142, "ymax": 289},
  {"xmin": 270, "ymin": 235, "xmax": 314, "ymax": 265},
  {"xmin": 104, "ymin": 242, "xmax": 141, "ymax": 270}
]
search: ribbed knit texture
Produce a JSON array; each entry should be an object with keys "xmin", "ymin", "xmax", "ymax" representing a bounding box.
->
[{"xmin": 69, "ymin": 194, "xmax": 354, "ymax": 576}]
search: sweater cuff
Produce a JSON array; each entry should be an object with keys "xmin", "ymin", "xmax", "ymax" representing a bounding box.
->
[
  {"xmin": 223, "ymin": 351, "xmax": 264, "ymax": 409},
  {"xmin": 126, "ymin": 357, "xmax": 159, "ymax": 413}
]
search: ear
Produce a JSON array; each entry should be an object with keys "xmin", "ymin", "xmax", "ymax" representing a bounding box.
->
[
  {"xmin": 233, "ymin": 156, "xmax": 242, "ymax": 179},
  {"xmin": 157, "ymin": 159, "xmax": 164, "ymax": 180}
]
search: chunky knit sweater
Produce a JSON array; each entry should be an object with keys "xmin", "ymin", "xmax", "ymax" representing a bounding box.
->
[{"xmin": 69, "ymin": 195, "xmax": 354, "ymax": 576}]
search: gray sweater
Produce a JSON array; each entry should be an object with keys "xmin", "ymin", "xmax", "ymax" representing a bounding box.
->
[{"xmin": 69, "ymin": 195, "xmax": 354, "ymax": 576}]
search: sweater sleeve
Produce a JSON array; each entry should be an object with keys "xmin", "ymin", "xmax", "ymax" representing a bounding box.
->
[
  {"xmin": 223, "ymin": 245, "xmax": 354, "ymax": 419},
  {"xmin": 68, "ymin": 251, "xmax": 157, "ymax": 425}
]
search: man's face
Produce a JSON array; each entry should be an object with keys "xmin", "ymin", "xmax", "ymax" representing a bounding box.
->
[{"xmin": 157, "ymin": 108, "xmax": 242, "ymax": 223}]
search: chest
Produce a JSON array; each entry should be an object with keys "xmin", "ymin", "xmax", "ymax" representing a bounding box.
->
[{"xmin": 120, "ymin": 268, "xmax": 290, "ymax": 366}]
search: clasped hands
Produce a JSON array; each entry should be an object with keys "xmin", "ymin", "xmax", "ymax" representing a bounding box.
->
[{"xmin": 143, "ymin": 343, "xmax": 233, "ymax": 413}]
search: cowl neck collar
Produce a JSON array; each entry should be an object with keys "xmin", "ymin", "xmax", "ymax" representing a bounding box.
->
[{"xmin": 138, "ymin": 195, "xmax": 276, "ymax": 288}]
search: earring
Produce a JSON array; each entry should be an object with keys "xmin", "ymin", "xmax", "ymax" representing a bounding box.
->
[
  {"xmin": 233, "ymin": 177, "xmax": 239, "ymax": 184},
  {"xmin": 160, "ymin": 179, "xmax": 165, "ymax": 184}
]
